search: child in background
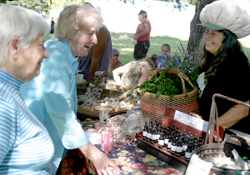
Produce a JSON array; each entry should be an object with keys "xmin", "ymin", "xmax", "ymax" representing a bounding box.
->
[
  {"xmin": 157, "ymin": 43, "xmax": 180, "ymax": 69},
  {"xmin": 108, "ymin": 48, "xmax": 124, "ymax": 80}
]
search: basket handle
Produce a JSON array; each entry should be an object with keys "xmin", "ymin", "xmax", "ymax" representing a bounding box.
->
[
  {"xmin": 205, "ymin": 93, "xmax": 250, "ymax": 145},
  {"xmin": 155, "ymin": 69, "xmax": 197, "ymax": 97}
]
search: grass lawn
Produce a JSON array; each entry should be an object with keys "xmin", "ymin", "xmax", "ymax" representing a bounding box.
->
[{"xmin": 46, "ymin": 32, "xmax": 250, "ymax": 64}]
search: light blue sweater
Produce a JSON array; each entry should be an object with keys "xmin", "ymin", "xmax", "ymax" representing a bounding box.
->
[{"xmin": 21, "ymin": 38, "xmax": 89, "ymax": 174}]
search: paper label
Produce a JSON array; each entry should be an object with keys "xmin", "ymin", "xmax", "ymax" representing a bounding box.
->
[
  {"xmin": 158, "ymin": 140, "xmax": 164, "ymax": 145},
  {"xmin": 176, "ymin": 147, "xmax": 183, "ymax": 153},
  {"xmin": 174, "ymin": 110, "xmax": 208, "ymax": 132},
  {"xmin": 151, "ymin": 135, "xmax": 157, "ymax": 140},
  {"xmin": 185, "ymin": 154, "xmax": 213, "ymax": 175},
  {"xmin": 164, "ymin": 138, "xmax": 169, "ymax": 144},
  {"xmin": 171, "ymin": 145, "xmax": 177, "ymax": 152},
  {"xmin": 167, "ymin": 142, "xmax": 172, "ymax": 148},
  {"xmin": 185, "ymin": 151, "xmax": 192, "ymax": 158},
  {"xmin": 143, "ymin": 131, "xmax": 147, "ymax": 136},
  {"xmin": 147, "ymin": 133, "xmax": 151, "ymax": 138}
]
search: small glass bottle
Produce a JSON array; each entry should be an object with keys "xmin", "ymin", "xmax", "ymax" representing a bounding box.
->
[
  {"xmin": 185, "ymin": 141, "xmax": 193, "ymax": 161},
  {"xmin": 183, "ymin": 137, "xmax": 189, "ymax": 152},
  {"xmin": 176, "ymin": 138, "xmax": 183, "ymax": 156},
  {"xmin": 171, "ymin": 124, "xmax": 176, "ymax": 133},
  {"xmin": 192, "ymin": 140, "xmax": 198, "ymax": 152},
  {"xmin": 158, "ymin": 134, "xmax": 165, "ymax": 149},
  {"xmin": 142, "ymin": 125, "xmax": 148, "ymax": 140},
  {"xmin": 176, "ymin": 126, "xmax": 180, "ymax": 135},
  {"xmin": 198, "ymin": 136, "xmax": 203, "ymax": 147},
  {"xmin": 182, "ymin": 130, "xmax": 187, "ymax": 138},
  {"xmin": 167, "ymin": 125, "xmax": 171, "ymax": 132},
  {"xmin": 193, "ymin": 133, "xmax": 198, "ymax": 142},
  {"xmin": 150, "ymin": 128, "xmax": 157, "ymax": 144},
  {"xmin": 170, "ymin": 137, "xmax": 177, "ymax": 154},
  {"xmin": 164, "ymin": 130, "xmax": 170, "ymax": 147},
  {"xmin": 167, "ymin": 135, "xmax": 173, "ymax": 150},
  {"xmin": 146, "ymin": 127, "xmax": 152, "ymax": 142},
  {"xmin": 156, "ymin": 128, "xmax": 161, "ymax": 141}
]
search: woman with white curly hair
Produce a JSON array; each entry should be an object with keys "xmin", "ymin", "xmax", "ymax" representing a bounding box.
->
[{"xmin": 0, "ymin": 5, "xmax": 54, "ymax": 174}]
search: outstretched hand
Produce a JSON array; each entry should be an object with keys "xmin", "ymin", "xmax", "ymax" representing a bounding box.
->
[{"xmin": 79, "ymin": 142, "xmax": 121, "ymax": 175}]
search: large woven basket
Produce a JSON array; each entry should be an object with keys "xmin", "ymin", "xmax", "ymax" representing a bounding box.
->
[{"xmin": 140, "ymin": 69, "xmax": 199, "ymax": 121}]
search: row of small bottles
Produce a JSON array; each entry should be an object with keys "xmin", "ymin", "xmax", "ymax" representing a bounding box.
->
[{"xmin": 142, "ymin": 120, "xmax": 204, "ymax": 160}]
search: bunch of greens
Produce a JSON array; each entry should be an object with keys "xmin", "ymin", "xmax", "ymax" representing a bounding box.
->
[{"xmin": 137, "ymin": 42, "xmax": 200, "ymax": 99}]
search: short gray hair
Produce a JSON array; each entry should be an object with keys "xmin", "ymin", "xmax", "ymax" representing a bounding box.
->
[
  {"xmin": 112, "ymin": 48, "xmax": 120, "ymax": 56},
  {"xmin": 55, "ymin": 5, "xmax": 103, "ymax": 41},
  {"xmin": 0, "ymin": 5, "xmax": 49, "ymax": 66}
]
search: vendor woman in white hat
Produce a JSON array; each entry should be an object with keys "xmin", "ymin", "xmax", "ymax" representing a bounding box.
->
[{"xmin": 197, "ymin": 0, "xmax": 250, "ymax": 134}]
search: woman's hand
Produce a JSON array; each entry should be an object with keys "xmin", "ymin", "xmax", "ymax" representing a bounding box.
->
[
  {"xmin": 189, "ymin": 112, "xmax": 202, "ymax": 119},
  {"xmin": 79, "ymin": 142, "xmax": 121, "ymax": 175}
]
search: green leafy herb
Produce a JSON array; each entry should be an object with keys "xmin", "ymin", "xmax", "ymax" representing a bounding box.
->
[{"xmin": 137, "ymin": 42, "xmax": 200, "ymax": 100}]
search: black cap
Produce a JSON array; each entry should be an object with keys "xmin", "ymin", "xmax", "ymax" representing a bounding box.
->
[{"xmin": 138, "ymin": 10, "xmax": 147, "ymax": 15}]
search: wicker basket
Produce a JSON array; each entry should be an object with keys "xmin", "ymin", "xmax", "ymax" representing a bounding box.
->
[
  {"xmin": 140, "ymin": 69, "xmax": 199, "ymax": 121},
  {"xmin": 77, "ymin": 87, "xmax": 138, "ymax": 118}
]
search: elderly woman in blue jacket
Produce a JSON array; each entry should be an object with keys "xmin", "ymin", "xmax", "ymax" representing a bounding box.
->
[{"xmin": 21, "ymin": 5, "xmax": 119, "ymax": 175}]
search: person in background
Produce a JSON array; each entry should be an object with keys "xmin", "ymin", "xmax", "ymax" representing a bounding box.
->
[
  {"xmin": 50, "ymin": 17, "xmax": 55, "ymax": 38},
  {"xmin": 113, "ymin": 54, "xmax": 158, "ymax": 93},
  {"xmin": 78, "ymin": 0, "xmax": 112, "ymax": 81},
  {"xmin": 157, "ymin": 43, "xmax": 180, "ymax": 69},
  {"xmin": 108, "ymin": 48, "xmax": 124, "ymax": 80},
  {"xmin": 0, "ymin": 5, "xmax": 54, "ymax": 174},
  {"xmin": 20, "ymin": 5, "xmax": 119, "ymax": 175},
  {"xmin": 197, "ymin": 0, "xmax": 250, "ymax": 134},
  {"xmin": 133, "ymin": 10, "xmax": 151, "ymax": 60}
]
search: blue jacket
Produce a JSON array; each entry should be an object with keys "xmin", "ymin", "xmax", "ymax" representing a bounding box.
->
[{"xmin": 21, "ymin": 38, "xmax": 89, "ymax": 174}]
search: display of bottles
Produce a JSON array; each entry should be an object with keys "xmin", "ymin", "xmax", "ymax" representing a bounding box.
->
[{"xmin": 141, "ymin": 120, "xmax": 205, "ymax": 161}]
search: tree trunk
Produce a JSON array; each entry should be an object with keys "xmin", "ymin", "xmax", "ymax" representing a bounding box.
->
[{"xmin": 187, "ymin": 0, "xmax": 215, "ymax": 52}]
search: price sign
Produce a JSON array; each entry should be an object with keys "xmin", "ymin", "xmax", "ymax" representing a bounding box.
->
[{"xmin": 185, "ymin": 154, "xmax": 213, "ymax": 175}]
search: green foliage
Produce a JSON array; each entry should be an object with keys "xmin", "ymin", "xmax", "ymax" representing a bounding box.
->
[
  {"xmin": 51, "ymin": 0, "xmax": 84, "ymax": 9},
  {"xmin": 6, "ymin": 0, "xmax": 49, "ymax": 16},
  {"xmin": 119, "ymin": 0, "xmax": 198, "ymax": 10},
  {"xmin": 137, "ymin": 41, "xmax": 200, "ymax": 100}
]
